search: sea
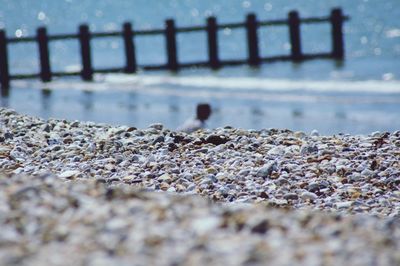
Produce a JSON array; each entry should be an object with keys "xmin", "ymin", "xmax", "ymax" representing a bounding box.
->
[{"xmin": 0, "ymin": 0, "xmax": 399, "ymax": 134}]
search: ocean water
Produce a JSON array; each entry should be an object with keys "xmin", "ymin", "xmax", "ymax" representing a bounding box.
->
[{"xmin": 0, "ymin": 0, "xmax": 399, "ymax": 134}]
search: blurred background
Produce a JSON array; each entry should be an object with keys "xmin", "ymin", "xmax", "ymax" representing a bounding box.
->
[{"xmin": 0, "ymin": 0, "xmax": 399, "ymax": 134}]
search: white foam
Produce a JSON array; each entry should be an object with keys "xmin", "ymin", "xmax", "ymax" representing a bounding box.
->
[
  {"xmin": 101, "ymin": 74, "xmax": 400, "ymax": 94},
  {"xmin": 12, "ymin": 74, "xmax": 400, "ymax": 95}
]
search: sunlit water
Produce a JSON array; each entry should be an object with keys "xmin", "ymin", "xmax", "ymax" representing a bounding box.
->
[{"xmin": 0, "ymin": 0, "xmax": 399, "ymax": 134}]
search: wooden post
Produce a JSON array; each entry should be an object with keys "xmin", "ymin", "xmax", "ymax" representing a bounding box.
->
[
  {"xmin": 207, "ymin": 16, "xmax": 219, "ymax": 69},
  {"xmin": 0, "ymin": 30, "xmax": 10, "ymax": 94},
  {"xmin": 246, "ymin": 13, "xmax": 260, "ymax": 66},
  {"xmin": 37, "ymin": 27, "xmax": 52, "ymax": 82},
  {"xmin": 78, "ymin": 24, "xmax": 93, "ymax": 81},
  {"xmin": 123, "ymin": 22, "xmax": 137, "ymax": 73},
  {"xmin": 288, "ymin": 11, "xmax": 302, "ymax": 61},
  {"xmin": 330, "ymin": 8, "xmax": 344, "ymax": 59},
  {"xmin": 165, "ymin": 19, "xmax": 178, "ymax": 71}
]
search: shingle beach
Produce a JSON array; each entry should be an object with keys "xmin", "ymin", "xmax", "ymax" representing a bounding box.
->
[{"xmin": 0, "ymin": 107, "xmax": 399, "ymax": 265}]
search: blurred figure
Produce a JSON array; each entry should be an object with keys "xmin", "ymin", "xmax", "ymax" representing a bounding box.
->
[{"xmin": 177, "ymin": 103, "xmax": 212, "ymax": 133}]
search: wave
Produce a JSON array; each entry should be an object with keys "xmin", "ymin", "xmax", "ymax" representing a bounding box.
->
[
  {"xmin": 12, "ymin": 74, "xmax": 400, "ymax": 95},
  {"xmin": 101, "ymin": 74, "xmax": 400, "ymax": 94}
]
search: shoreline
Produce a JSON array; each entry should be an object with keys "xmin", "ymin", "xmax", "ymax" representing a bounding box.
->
[
  {"xmin": 0, "ymin": 107, "xmax": 399, "ymax": 265},
  {"xmin": 2, "ymin": 85, "xmax": 400, "ymax": 135}
]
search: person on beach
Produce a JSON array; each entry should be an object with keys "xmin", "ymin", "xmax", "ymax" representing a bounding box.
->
[{"xmin": 177, "ymin": 103, "xmax": 212, "ymax": 133}]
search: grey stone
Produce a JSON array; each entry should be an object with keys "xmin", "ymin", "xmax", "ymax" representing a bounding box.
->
[{"xmin": 256, "ymin": 162, "xmax": 276, "ymax": 178}]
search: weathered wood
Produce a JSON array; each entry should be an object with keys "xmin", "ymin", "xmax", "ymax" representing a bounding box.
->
[
  {"xmin": 6, "ymin": 15, "xmax": 341, "ymax": 44},
  {"xmin": 1, "ymin": 9, "xmax": 348, "ymax": 85},
  {"xmin": 0, "ymin": 30, "xmax": 10, "ymax": 93},
  {"xmin": 246, "ymin": 13, "xmax": 260, "ymax": 66},
  {"xmin": 78, "ymin": 24, "xmax": 93, "ymax": 81},
  {"xmin": 207, "ymin": 17, "xmax": 219, "ymax": 69},
  {"xmin": 331, "ymin": 8, "xmax": 344, "ymax": 59},
  {"xmin": 37, "ymin": 27, "xmax": 52, "ymax": 82},
  {"xmin": 123, "ymin": 22, "xmax": 137, "ymax": 73},
  {"xmin": 165, "ymin": 19, "xmax": 178, "ymax": 71},
  {"xmin": 288, "ymin": 11, "xmax": 302, "ymax": 61}
]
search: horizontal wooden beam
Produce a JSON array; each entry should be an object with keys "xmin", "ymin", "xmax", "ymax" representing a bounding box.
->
[
  {"xmin": 7, "ymin": 52, "xmax": 336, "ymax": 80},
  {"xmin": 4, "ymin": 15, "xmax": 349, "ymax": 43}
]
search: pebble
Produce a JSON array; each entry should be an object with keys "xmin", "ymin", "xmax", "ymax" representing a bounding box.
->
[
  {"xmin": 335, "ymin": 201, "xmax": 354, "ymax": 209},
  {"xmin": 148, "ymin": 123, "xmax": 163, "ymax": 130},
  {"xmin": 152, "ymin": 135, "xmax": 165, "ymax": 144},
  {"xmin": 205, "ymin": 134, "xmax": 229, "ymax": 145},
  {"xmin": 158, "ymin": 173, "xmax": 172, "ymax": 183},
  {"xmin": 59, "ymin": 170, "xmax": 80, "ymax": 179},
  {"xmin": 300, "ymin": 144, "xmax": 319, "ymax": 155},
  {"xmin": 0, "ymin": 108, "xmax": 399, "ymax": 219},
  {"xmin": 267, "ymin": 146, "xmax": 285, "ymax": 156},
  {"xmin": 307, "ymin": 182, "xmax": 320, "ymax": 192},
  {"xmin": 310, "ymin": 129, "xmax": 320, "ymax": 136},
  {"xmin": 294, "ymin": 131, "xmax": 306, "ymax": 139},
  {"xmin": 301, "ymin": 192, "xmax": 318, "ymax": 201},
  {"xmin": 370, "ymin": 131, "xmax": 381, "ymax": 137},
  {"xmin": 256, "ymin": 162, "xmax": 276, "ymax": 178},
  {"xmin": 238, "ymin": 168, "xmax": 251, "ymax": 176},
  {"xmin": 166, "ymin": 187, "xmax": 176, "ymax": 193},
  {"xmin": 283, "ymin": 193, "xmax": 299, "ymax": 201}
]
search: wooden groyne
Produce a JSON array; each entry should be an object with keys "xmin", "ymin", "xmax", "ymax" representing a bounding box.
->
[{"xmin": 0, "ymin": 8, "xmax": 348, "ymax": 94}]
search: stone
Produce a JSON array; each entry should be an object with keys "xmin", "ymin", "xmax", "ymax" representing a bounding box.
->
[
  {"xmin": 238, "ymin": 169, "xmax": 251, "ymax": 176},
  {"xmin": 307, "ymin": 182, "xmax": 320, "ymax": 192},
  {"xmin": 283, "ymin": 193, "xmax": 299, "ymax": 201},
  {"xmin": 256, "ymin": 162, "xmax": 276, "ymax": 178},
  {"xmin": 349, "ymin": 173, "xmax": 362, "ymax": 182},
  {"xmin": 70, "ymin": 121, "xmax": 80, "ymax": 127},
  {"xmin": 167, "ymin": 187, "xmax": 176, "ymax": 193},
  {"xmin": 158, "ymin": 174, "xmax": 173, "ymax": 183},
  {"xmin": 0, "ymin": 108, "xmax": 399, "ymax": 223},
  {"xmin": 205, "ymin": 135, "xmax": 229, "ymax": 145},
  {"xmin": 153, "ymin": 135, "xmax": 165, "ymax": 145},
  {"xmin": 149, "ymin": 123, "xmax": 163, "ymax": 130},
  {"xmin": 250, "ymin": 219, "xmax": 270, "ymax": 234},
  {"xmin": 294, "ymin": 131, "xmax": 306, "ymax": 139},
  {"xmin": 267, "ymin": 146, "xmax": 285, "ymax": 156},
  {"xmin": 4, "ymin": 132, "xmax": 13, "ymax": 139},
  {"xmin": 303, "ymin": 145, "xmax": 319, "ymax": 156},
  {"xmin": 160, "ymin": 182, "xmax": 170, "ymax": 191},
  {"xmin": 335, "ymin": 201, "xmax": 353, "ymax": 209},
  {"xmin": 310, "ymin": 129, "xmax": 320, "ymax": 137},
  {"xmin": 370, "ymin": 131, "xmax": 381, "ymax": 137},
  {"xmin": 301, "ymin": 192, "xmax": 318, "ymax": 201},
  {"xmin": 59, "ymin": 170, "xmax": 80, "ymax": 179}
]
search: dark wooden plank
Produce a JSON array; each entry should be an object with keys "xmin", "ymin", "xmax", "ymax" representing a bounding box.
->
[
  {"xmin": 135, "ymin": 29, "xmax": 165, "ymax": 36},
  {"xmin": 288, "ymin": 11, "xmax": 302, "ymax": 61},
  {"xmin": 207, "ymin": 17, "xmax": 219, "ymax": 69},
  {"xmin": 37, "ymin": 27, "xmax": 52, "ymax": 82},
  {"xmin": 330, "ymin": 8, "xmax": 344, "ymax": 59},
  {"xmin": 0, "ymin": 30, "xmax": 10, "ymax": 95},
  {"xmin": 49, "ymin": 33, "xmax": 78, "ymax": 41},
  {"xmin": 94, "ymin": 67, "xmax": 124, "ymax": 74},
  {"xmin": 78, "ymin": 24, "xmax": 93, "ymax": 81},
  {"xmin": 165, "ymin": 19, "xmax": 178, "ymax": 71},
  {"xmin": 7, "ymin": 36, "xmax": 36, "ymax": 43},
  {"xmin": 9, "ymin": 73, "xmax": 39, "ymax": 79},
  {"xmin": 123, "ymin": 22, "xmax": 137, "ymax": 73},
  {"xmin": 246, "ymin": 13, "xmax": 260, "ymax": 66}
]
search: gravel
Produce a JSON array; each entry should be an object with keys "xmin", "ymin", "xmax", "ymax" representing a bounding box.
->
[{"xmin": 0, "ymin": 107, "xmax": 400, "ymax": 265}]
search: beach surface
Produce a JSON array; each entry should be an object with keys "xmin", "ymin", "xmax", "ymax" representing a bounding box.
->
[{"xmin": 0, "ymin": 107, "xmax": 399, "ymax": 265}]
